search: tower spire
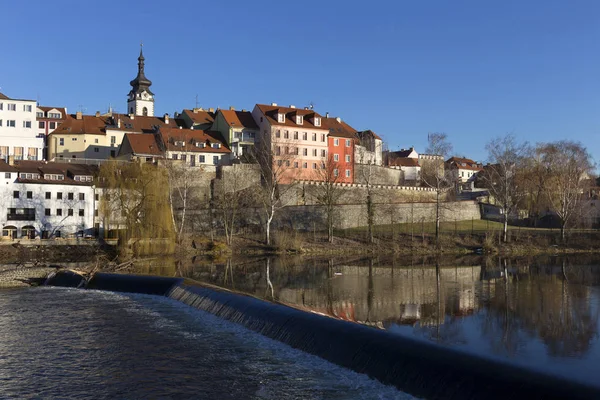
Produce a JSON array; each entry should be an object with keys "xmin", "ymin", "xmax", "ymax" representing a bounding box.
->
[{"xmin": 127, "ymin": 43, "xmax": 154, "ymax": 117}]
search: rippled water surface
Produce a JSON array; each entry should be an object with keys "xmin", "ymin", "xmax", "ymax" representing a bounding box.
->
[{"xmin": 0, "ymin": 287, "xmax": 409, "ymax": 399}]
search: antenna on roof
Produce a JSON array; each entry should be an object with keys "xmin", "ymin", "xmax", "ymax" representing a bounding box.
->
[
  {"xmin": 308, "ymin": 101, "xmax": 315, "ymax": 110},
  {"xmin": 195, "ymin": 94, "xmax": 199, "ymax": 109},
  {"xmin": 78, "ymin": 104, "xmax": 87, "ymax": 113}
]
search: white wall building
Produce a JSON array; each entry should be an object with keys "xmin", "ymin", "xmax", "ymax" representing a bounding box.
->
[
  {"xmin": 0, "ymin": 93, "xmax": 44, "ymax": 161},
  {"xmin": 0, "ymin": 161, "xmax": 98, "ymax": 239}
]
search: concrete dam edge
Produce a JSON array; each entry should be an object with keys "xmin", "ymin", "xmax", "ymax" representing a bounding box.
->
[{"xmin": 44, "ymin": 270, "xmax": 600, "ymax": 400}]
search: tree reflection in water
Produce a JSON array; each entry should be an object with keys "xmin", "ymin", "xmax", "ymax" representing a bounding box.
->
[{"xmin": 134, "ymin": 254, "xmax": 600, "ymax": 362}]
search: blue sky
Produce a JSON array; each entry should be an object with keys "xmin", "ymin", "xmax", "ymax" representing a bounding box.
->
[{"xmin": 1, "ymin": 0, "xmax": 598, "ymax": 163}]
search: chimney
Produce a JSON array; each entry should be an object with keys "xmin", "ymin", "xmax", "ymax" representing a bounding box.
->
[
  {"xmin": 129, "ymin": 113, "xmax": 135, "ymax": 120},
  {"xmin": 95, "ymin": 111, "xmax": 100, "ymax": 117},
  {"xmin": 242, "ymin": 109, "xmax": 247, "ymax": 112},
  {"xmin": 208, "ymin": 107, "xmax": 214, "ymax": 113},
  {"xmin": 76, "ymin": 111, "xmax": 83, "ymax": 120},
  {"xmin": 164, "ymin": 113, "xmax": 169, "ymax": 124},
  {"xmin": 193, "ymin": 107, "xmax": 204, "ymax": 113},
  {"xmin": 271, "ymin": 102, "xmax": 277, "ymax": 106},
  {"xmin": 8, "ymin": 155, "xmax": 14, "ymax": 166},
  {"xmin": 229, "ymin": 106, "xmax": 235, "ymax": 111},
  {"xmin": 289, "ymin": 105, "xmax": 295, "ymax": 109},
  {"xmin": 335, "ymin": 117, "xmax": 341, "ymax": 123},
  {"xmin": 325, "ymin": 112, "xmax": 329, "ymax": 118},
  {"xmin": 117, "ymin": 118, "xmax": 121, "ymax": 128}
]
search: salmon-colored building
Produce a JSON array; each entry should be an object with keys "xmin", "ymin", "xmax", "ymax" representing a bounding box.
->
[{"xmin": 322, "ymin": 116, "xmax": 357, "ymax": 184}]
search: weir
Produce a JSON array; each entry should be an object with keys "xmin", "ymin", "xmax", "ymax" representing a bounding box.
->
[{"xmin": 44, "ymin": 271, "xmax": 600, "ymax": 400}]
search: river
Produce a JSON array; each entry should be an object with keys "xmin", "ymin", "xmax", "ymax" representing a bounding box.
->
[
  {"xmin": 0, "ymin": 286, "xmax": 408, "ymax": 399},
  {"xmin": 135, "ymin": 254, "xmax": 600, "ymax": 390}
]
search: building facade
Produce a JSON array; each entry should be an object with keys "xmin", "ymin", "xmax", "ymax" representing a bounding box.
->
[
  {"xmin": 0, "ymin": 161, "xmax": 98, "ymax": 239},
  {"xmin": 0, "ymin": 93, "xmax": 44, "ymax": 161},
  {"xmin": 322, "ymin": 116, "xmax": 356, "ymax": 184},
  {"xmin": 211, "ymin": 108, "xmax": 258, "ymax": 159}
]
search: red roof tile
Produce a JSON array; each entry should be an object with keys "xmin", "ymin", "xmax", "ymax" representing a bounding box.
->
[
  {"xmin": 219, "ymin": 110, "xmax": 258, "ymax": 129},
  {"xmin": 256, "ymin": 104, "xmax": 327, "ymax": 131}
]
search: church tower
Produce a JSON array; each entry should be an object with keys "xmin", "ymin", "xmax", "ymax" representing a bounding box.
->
[{"xmin": 127, "ymin": 44, "xmax": 154, "ymax": 116}]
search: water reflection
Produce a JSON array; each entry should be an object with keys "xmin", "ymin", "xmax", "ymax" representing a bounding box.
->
[{"xmin": 135, "ymin": 254, "xmax": 600, "ymax": 382}]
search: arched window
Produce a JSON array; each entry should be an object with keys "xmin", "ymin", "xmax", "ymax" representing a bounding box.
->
[{"xmin": 143, "ymin": 107, "xmax": 148, "ymax": 116}]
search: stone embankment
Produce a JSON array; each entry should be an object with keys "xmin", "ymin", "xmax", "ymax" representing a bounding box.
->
[{"xmin": 0, "ymin": 265, "xmax": 58, "ymax": 288}]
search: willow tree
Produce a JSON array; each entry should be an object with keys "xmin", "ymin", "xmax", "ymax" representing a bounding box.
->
[{"xmin": 98, "ymin": 162, "xmax": 174, "ymax": 241}]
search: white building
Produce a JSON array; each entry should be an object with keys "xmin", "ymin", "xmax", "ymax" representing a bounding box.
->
[
  {"xmin": 0, "ymin": 161, "xmax": 98, "ymax": 239},
  {"xmin": 355, "ymin": 130, "xmax": 383, "ymax": 166},
  {"xmin": 0, "ymin": 92, "xmax": 44, "ymax": 161}
]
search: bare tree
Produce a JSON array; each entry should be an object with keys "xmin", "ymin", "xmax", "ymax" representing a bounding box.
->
[
  {"xmin": 309, "ymin": 153, "xmax": 345, "ymax": 243},
  {"xmin": 356, "ymin": 147, "xmax": 377, "ymax": 243},
  {"xmin": 421, "ymin": 133, "xmax": 453, "ymax": 246},
  {"xmin": 481, "ymin": 134, "xmax": 530, "ymax": 242},
  {"xmin": 252, "ymin": 138, "xmax": 299, "ymax": 245},
  {"xmin": 213, "ymin": 164, "xmax": 258, "ymax": 245},
  {"xmin": 537, "ymin": 141, "xmax": 594, "ymax": 240}
]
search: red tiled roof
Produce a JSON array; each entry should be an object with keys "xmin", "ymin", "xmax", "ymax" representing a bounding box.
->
[
  {"xmin": 124, "ymin": 134, "xmax": 163, "ymax": 156},
  {"xmin": 321, "ymin": 117, "xmax": 357, "ymax": 139},
  {"xmin": 181, "ymin": 109, "xmax": 216, "ymax": 126},
  {"xmin": 256, "ymin": 104, "xmax": 327, "ymax": 131},
  {"xmin": 447, "ymin": 157, "xmax": 482, "ymax": 171},
  {"xmin": 219, "ymin": 110, "xmax": 258, "ymax": 129},
  {"xmin": 356, "ymin": 129, "xmax": 382, "ymax": 141},
  {"xmin": 0, "ymin": 93, "xmax": 9, "ymax": 100},
  {"xmin": 390, "ymin": 157, "xmax": 420, "ymax": 167},
  {"xmin": 37, "ymin": 106, "xmax": 68, "ymax": 120},
  {"xmin": 50, "ymin": 113, "xmax": 184, "ymax": 136},
  {"xmin": 160, "ymin": 128, "xmax": 230, "ymax": 153}
]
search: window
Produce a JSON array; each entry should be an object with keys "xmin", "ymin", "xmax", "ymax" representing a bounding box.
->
[
  {"xmin": 79, "ymin": 209, "xmax": 84, "ymax": 217},
  {"xmin": 312, "ymin": 149, "xmax": 317, "ymax": 157},
  {"xmin": 312, "ymin": 133, "xmax": 317, "ymax": 141},
  {"xmin": 199, "ymin": 155, "xmax": 205, "ymax": 163},
  {"xmin": 4, "ymin": 173, "xmax": 10, "ymax": 179},
  {"xmin": 346, "ymin": 155, "xmax": 351, "ymax": 162},
  {"xmin": 45, "ymin": 208, "xmax": 51, "ymax": 216},
  {"xmin": 286, "ymin": 160, "xmax": 290, "ymax": 167},
  {"xmin": 321, "ymin": 134, "xmax": 325, "ymax": 142},
  {"xmin": 172, "ymin": 154, "xmax": 178, "ymax": 160},
  {"xmin": 334, "ymin": 169, "xmax": 339, "ymax": 177},
  {"xmin": 110, "ymin": 150, "xmax": 116, "ymax": 157},
  {"xmin": 302, "ymin": 132, "xmax": 307, "ymax": 140},
  {"xmin": 45, "ymin": 192, "xmax": 51, "ymax": 199},
  {"xmin": 95, "ymin": 138, "xmax": 99, "ymax": 144},
  {"xmin": 293, "ymin": 131, "xmax": 298, "ymax": 140},
  {"xmin": 94, "ymin": 147, "xmax": 99, "ymax": 153},
  {"xmin": 8, "ymin": 104, "xmax": 16, "ymax": 111},
  {"xmin": 0, "ymin": 120, "xmax": 2, "ymax": 126},
  {"xmin": 303, "ymin": 162, "xmax": 307, "ymax": 168},
  {"xmin": 277, "ymin": 160, "xmax": 283, "ymax": 166},
  {"xmin": 7, "ymin": 120, "xmax": 15, "ymax": 127},
  {"xmin": 79, "ymin": 193, "xmax": 85, "ymax": 201},
  {"xmin": 39, "ymin": 121, "xmax": 45, "ymax": 129},
  {"xmin": 334, "ymin": 154, "xmax": 339, "ymax": 162},
  {"xmin": 334, "ymin": 138, "xmax": 339, "ymax": 146},
  {"xmin": 57, "ymin": 192, "xmax": 62, "ymax": 200},
  {"xmin": 213, "ymin": 156, "xmax": 218, "ymax": 165},
  {"xmin": 277, "ymin": 113, "xmax": 285, "ymax": 123},
  {"xmin": 285, "ymin": 147, "xmax": 289, "ymax": 154},
  {"xmin": 13, "ymin": 191, "xmax": 18, "ymax": 199},
  {"xmin": 36, "ymin": 111, "xmax": 43, "ymax": 117},
  {"xmin": 26, "ymin": 191, "xmax": 32, "ymax": 199},
  {"xmin": 211, "ymin": 143, "xmax": 220, "ymax": 149},
  {"xmin": 181, "ymin": 154, "xmax": 187, "ymax": 161},
  {"xmin": 283, "ymin": 131, "xmax": 289, "ymax": 139},
  {"xmin": 276, "ymin": 130, "xmax": 281, "ymax": 138},
  {"xmin": 95, "ymin": 194, "xmax": 99, "ymax": 201},
  {"xmin": 111, "ymin": 136, "xmax": 116, "ymax": 144},
  {"xmin": 275, "ymin": 146, "xmax": 281, "ymax": 156},
  {"xmin": 49, "ymin": 122, "xmax": 56, "ymax": 129},
  {"xmin": 296, "ymin": 115, "xmax": 303, "ymax": 124},
  {"xmin": 314, "ymin": 117, "xmax": 321, "ymax": 127},
  {"xmin": 294, "ymin": 147, "xmax": 299, "ymax": 155},
  {"xmin": 94, "ymin": 209, "xmax": 98, "ymax": 217},
  {"xmin": 49, "ymin": 112, "xmax": 60, "ymax": 119},
  {"xmin": 312, "ymin": 163, "xmax": 317, "ymax": 169},
  {"xmin": 346, "ymin": 139, "xmax": 351, "ymax": 147},
  {"xmin": 346, "ymin": 170, "xmax": 351, "ymax": 178},
  {"xmin": 303, "ymin": 148, "xmax": 307, "ymax": 156},
  {"xmin": 23, "ymin": 105, "xmax": 32, "ymax": 112},
  {"xmin": 68, "ymin": 193, "xmax": 74, "ymax": 200},
  {"xmin": 68, "ymin": 209, "xmax": 73, "ymax": 216},
  {"xmin": 294, "ymin": 161, "xmax": 298, "ymax": 168},
  {"xmin": 322, "ymin": 149, "xmax": 327, "ymax": 157},
  {"xmin": 0, "ymin": 103, "xmax": 2, "ymax": 110},
  {"xmin": 59, "ymin": 138, "xmax": 64, "ymax": 146}
]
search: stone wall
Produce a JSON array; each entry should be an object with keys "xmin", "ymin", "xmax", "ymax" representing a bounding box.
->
[
  {"xmin": 274, "ymin": 200, "xmax": 481, "ymax": 230},
  {"xmin": 354, "ymin": 164, "xmax": 403, "ymax": 186},
  {"xmin": 0, "ymin": 266, "xmax": 56, "ymax": 288}
]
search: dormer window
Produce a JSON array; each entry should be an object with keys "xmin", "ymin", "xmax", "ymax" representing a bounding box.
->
[
  {"xmin": 296, "ymin": 115, "xmax": 303, "ymax": 125},
  {"xmin": 277, "ymin": 113, "xmax": 285, "ymax": 123},
  {"xmin": 211, "ymin": 143, "xmax": 221, "ymax": 149},
  {"xmin": 44, "ymin": 174, "xmax": 65, "ymax": 181},
  {"xmin": 19, "ymin": 173, "xmax": 40, "ymax": 180},
  {"xmin": 36, "ymin": 112, "xmax": 44, "ymax": 118},
  {"xmin": 195, "ymin": 141, "xmax": 206, "ymax": 148},
  {"xmin": 176, "ymin": 140, "xmax": 185, "ymax": 147},
  {"xmin": 49, "ymin": 112, "xmax": 61, "ymax": 119},
  {"xmin": 314, "ymin": 117, "xmax": 321, "ymax": 127}
]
